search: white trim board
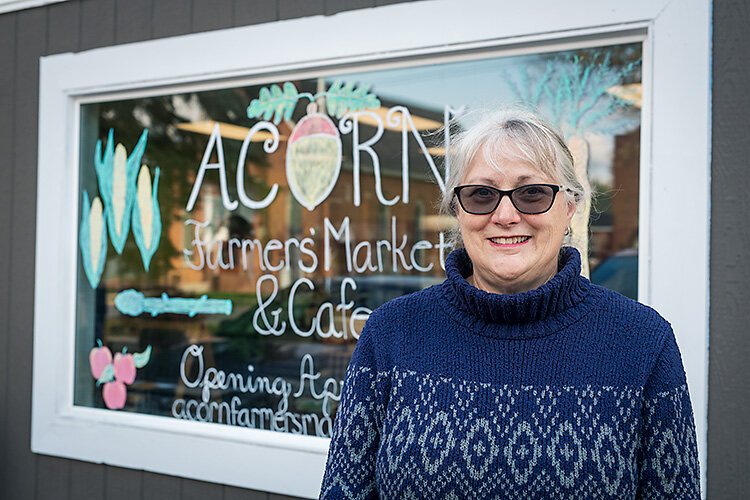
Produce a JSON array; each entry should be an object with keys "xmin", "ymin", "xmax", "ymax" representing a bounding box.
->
[
  {"xmin": 32, "ymin": 0, "xmax": 711, "ymax": 497},
  {"xmin": 0, "ymin": 0, "xmax": 66, "ymax": 15}
]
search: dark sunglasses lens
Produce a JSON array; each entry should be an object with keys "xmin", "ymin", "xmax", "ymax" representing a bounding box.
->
[
  {"xmin": 512, "ymin": 185, "xmax": 555, "ymax": 214},
  {"xmin": 459, "ymin": 186, "xmax": 499, "ymax": 214}
]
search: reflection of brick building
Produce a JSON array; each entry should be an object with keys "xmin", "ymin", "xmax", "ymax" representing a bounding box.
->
[
  {"xmin": 589, "ymin": 128, "xmax": 640, "ymax": 267},
  {"xmin": 611, "ymin": 129, "xmax": 640, "ymax": 252}
]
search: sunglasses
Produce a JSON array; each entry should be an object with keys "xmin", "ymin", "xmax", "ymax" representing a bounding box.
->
[{"xmin": 453, "ymin": 183, "xmax": 564, "ymax": 215}]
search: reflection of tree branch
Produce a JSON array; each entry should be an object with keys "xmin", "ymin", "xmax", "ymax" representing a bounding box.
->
[
  {"xmin": 505, "ymin": 49, "xmax": 641, "ymax": 137},
  {"xmin": 504, "ymin": 68, "xmax": 528, "ymax": 103},
  {"xmin": 530, "ymin": 62, "xmax": 554, "ymax": 106}
]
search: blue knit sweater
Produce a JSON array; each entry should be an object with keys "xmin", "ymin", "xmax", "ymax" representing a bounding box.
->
[{"xmin": 320, "ymin": 247, "xmax": 700, "ymax": 499}]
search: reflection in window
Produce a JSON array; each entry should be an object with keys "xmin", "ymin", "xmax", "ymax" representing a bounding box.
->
[{"xmin": 74, "ymin": 42, "xmax": 642, "ymax": 434}]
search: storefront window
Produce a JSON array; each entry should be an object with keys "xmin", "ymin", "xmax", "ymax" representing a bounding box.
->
[{"xmin": 74, "ymin": 42, "xmax": 642, "ymax": 433}]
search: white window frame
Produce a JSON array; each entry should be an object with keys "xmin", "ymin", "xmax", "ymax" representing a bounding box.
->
[
  {"xmin": 0, "ymin": 0, "xmax": 67, "ymax": 15},
  {"xmin": 32, "ymin": 0, "xmax": 711, "ymax": 497}
]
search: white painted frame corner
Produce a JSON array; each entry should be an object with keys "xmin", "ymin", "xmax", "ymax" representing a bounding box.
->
[
  {"xmin": 32, "ymin": 0, "xmax": 711, "ymax": 497},
  {"xmin": 0, "ymin": 0, "xmax": 67, "ymax": 15}
]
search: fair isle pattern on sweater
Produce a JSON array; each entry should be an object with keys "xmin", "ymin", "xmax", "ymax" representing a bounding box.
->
[
  {"xmin": 323, "ymin": 367, "xmax": 698, "ymax": 499},
  {"xmin": 320, "ymin": 247, "xmax": 700, "ymax": 499}
]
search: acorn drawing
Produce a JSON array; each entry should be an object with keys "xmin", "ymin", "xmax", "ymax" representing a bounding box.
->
[
  {"xmin": 246, "ymin": 80, "xmax": 380, "ymax": 211},
  {"xmin": 285, "ymin": 103, "xmax": 342, "ymax": 211}
]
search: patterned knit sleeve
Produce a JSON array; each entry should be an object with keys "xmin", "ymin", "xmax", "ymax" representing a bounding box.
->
[
  {"xmin": 319, "ymin": 319, "xmax": 389, "ymax": 500},
  {"xmin": 637, "ymin": 328, "xmax": 701, "ymax": 499}
]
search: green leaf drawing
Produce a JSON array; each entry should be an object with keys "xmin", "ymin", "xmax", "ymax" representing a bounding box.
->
[
  {"xmin": 325, "ymin": 80, "xmax": 381, "ymax": 119},
  {"xmin": 133, "ymin": 345, "xmax": 152, "ymax": 369},
  {"xmin": 246, "ymin": 82, "xmax": 300, "ymax": 124},
  {"xmin": 97, "ymin": 364, "xmax": 115, "ymax": 385}
]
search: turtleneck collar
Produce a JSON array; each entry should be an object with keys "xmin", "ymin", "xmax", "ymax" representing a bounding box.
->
[{"xmin": 439, "ymin": 246, "xmax": 595, "ymax": 339}]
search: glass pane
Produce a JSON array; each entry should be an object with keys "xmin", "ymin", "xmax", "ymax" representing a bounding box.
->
[{"xmin": 75, "ymin": 42, "xmax": 642, "ymax": 434}]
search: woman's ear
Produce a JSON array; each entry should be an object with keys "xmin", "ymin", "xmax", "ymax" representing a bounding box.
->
[{"xmin": 566, "ymin": 198, "xmax": 577, "ymax": 221}]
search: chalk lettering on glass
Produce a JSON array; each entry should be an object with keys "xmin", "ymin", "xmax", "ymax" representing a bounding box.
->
[
  {"xmin": 385, "ymin": 106, "xmax": 448, "ymax": 201},
  {"xmin": 252, "ymin": 274, "xmax": 286, "ymax": 336},
  {"xmin": 185, "ymin": 216, "xmax": 449, "ymax": 276},
  {"xmin": 174, "ymin": 345, "xmax": 341, "ymax": 437},
  {"xmin": 252, "ymin": 274, "xmax": 371, "ymax": 340},
  {"xmin": 236, "ymin": 121, "xmax": 281, "ymax": 209},
  {"xmin": 288, "ymin": 278, "xmax": 316, "ymax": 337},
  {"xmin": 114, "ymin": 289, "xmax": 232, "ymax": 317},
  {"xmin": 443, "ymin": 105, "xmax": 467, "ymax": 183},
  {"xmin": 293, "ymin": 354, "xmax": 341, "ymax": 418},
  {"xmin": 183, "ymin": 218, "xmax": 319, "ymax": 273},
  {"xmin": 186, "ymin": 122, "xmax": 239, "ymax": 212},
  {"xmin": 339, "ymin": 111, "xmax": 394, "ymax": 207}
]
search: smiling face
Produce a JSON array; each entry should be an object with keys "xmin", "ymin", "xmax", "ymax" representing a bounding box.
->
[{"xmin": 456, "ymin": 145, "xmax": 576, "ymax": 294}]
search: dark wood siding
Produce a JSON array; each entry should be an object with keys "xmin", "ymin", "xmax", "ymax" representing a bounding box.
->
[
  {"xmin": 709, "ymin": 1, "xmax": 750, "ymax": 498},
  {"xmin": 7, "ymin": 8, "xmax": 47, "ymax": 500},
  {"xmin": 0, "ymin": 11, "xmax": 16, "ymax": 500}
]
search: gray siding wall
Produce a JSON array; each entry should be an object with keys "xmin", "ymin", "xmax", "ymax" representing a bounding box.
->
[
  {"xmin": 708, "ymin": 1, "xmax": 750, "ymax": 498},
  {"xmin": 0, "ymin": 1, "xmax": 417, "ymax": 499},
  {"xmin": 1, "ymin": 1, "xmax": 748, "ymax": 499}
]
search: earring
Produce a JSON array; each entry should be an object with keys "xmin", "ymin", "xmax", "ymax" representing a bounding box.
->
[{"xmin": 564, "ymin": 227, "xmax": 571, "ymax": 236}]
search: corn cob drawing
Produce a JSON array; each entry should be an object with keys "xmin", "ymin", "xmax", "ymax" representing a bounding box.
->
[
  {"xmin": 94, "ymin": 128, "xmax": 148, "ymax": 254},
  {"xmin": 131, "ymin": 165, "xmax": 161, "ymax": 271},
  {"xmin": 79, "ymin": 192, "xmax": 108, "ymax": 288}
]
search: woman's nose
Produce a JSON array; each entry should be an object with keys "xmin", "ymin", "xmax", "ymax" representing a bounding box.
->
[{"xmin": 490, "ymin": 195, "xmax": 522, "ymax": 225}]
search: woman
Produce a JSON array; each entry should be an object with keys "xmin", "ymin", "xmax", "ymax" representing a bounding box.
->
[{"xmin": 320, "ymin": 110, "xmax": 700, "ymax": 499}]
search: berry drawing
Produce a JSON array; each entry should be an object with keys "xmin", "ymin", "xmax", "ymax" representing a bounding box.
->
[{"xmin": 89, "ymin": 340, "xmax": 152, "ymax": 410}]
